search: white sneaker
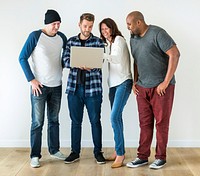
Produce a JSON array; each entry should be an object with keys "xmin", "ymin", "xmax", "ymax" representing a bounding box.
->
[
  {"xmin": 30, "ymin": 157, "xmax": 40, "ymax": 168},
  {"xmin": 50, "ymin": 151, "xmax": 66, "ymax": 160}
]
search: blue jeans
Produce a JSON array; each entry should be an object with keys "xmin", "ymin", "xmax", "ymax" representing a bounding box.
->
[
  {"xmin": 67, "ymin": 85, "xmax": 103, "ymax": 155},
  {"xmin": 30, "ymin": 85, "xmax": 62, "ymax": 158},
  {"xmin": 109, "ymin": 79, "xmax": 133, "ymax": 156}
]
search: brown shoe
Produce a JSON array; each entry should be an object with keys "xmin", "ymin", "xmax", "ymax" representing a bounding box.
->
[
  {"xmin": 106, "ymin": 151, "xmax": 116, "ymax": 161},
  {"xmin": 111, "ymin": 155, "xmax": 125, "ymax": 168},
  {"xmin": 111, "ymin": 161, "xmax": 124, "ymax": 168},
  {"xmin": 106, "ymin": 156, "xmax": 116, "ymax": 161}
]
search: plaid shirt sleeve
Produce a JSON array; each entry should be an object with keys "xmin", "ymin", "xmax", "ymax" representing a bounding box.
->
[{"xmin": 62, "ymin": 37, "xmax": 80, "ymax": 68}]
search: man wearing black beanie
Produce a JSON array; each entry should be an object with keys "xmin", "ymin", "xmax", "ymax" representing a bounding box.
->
[{"xmin": 19, "ymin": 9, "xmax": 67, "ymax": 168}]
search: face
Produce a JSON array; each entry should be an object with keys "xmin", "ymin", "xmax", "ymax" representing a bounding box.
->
[
  {"xmin": 100, "ymin": 23, "xmax": 112, "ymax": 40},
  {"xmin": 79, "ymin": 19, "xmax": 94, "ymax": 39},
  {"xmin": 126, "ymin": 16, "xmax": 140, "ymax": 35},
  {"xmin": 46, "ymin": 21, "xmax": 60, "ymax": 36}
]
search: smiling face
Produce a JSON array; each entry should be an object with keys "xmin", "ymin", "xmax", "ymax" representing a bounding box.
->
[
  {"xmin": 100, "ymin": 23, "xmax": 112, "ymax": 41},
  {"xmin": 126, "ymin": 16, "xmax": 140, "ymax": 35}
]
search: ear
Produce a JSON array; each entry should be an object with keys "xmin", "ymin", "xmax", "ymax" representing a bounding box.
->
[{"xmin": 137, "ymin": 20, "xmax": 142, "ymax": 26}]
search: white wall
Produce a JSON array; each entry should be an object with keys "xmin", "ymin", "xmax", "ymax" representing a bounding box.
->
[{"xmin": 0, "ymin": 0, "xmax": 200, "ymax": 148}]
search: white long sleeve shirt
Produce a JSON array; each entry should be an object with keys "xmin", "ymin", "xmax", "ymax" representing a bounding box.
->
[{"xmin": 104, "ymin": 36, "xmax": 132, "ymax": 88}]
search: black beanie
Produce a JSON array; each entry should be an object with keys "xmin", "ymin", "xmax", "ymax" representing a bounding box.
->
[{"xmin": 44, "ymin": 9, "xmax": 61, "ymax": 24}]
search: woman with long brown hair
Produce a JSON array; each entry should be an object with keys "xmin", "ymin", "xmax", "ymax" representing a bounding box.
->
[{"xmin": 99, "ymin": 18, "xmax": 133, "ymax": 168}]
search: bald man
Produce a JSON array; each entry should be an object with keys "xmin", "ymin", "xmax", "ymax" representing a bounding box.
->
[{"xmin": 126, "ymin": 11, "xmax": 180, "ymax": 169}]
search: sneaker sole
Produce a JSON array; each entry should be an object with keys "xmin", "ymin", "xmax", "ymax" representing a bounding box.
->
[
  {"xmin": 96, "ymin": 160, "xmax": 106, "ymax": 164},
  {"xmin": 64, "ymin": 158, "xmax": 80, "ymax": 164},
  {"xmin": 50, "ymin": 155, "xmax": 66, "ymax": 161},
  {"xmin": 126, "ymin": 161, "xmax": 148, "ymax": 168},
  {"xmin": 149, "ymin": 163, "xmax": 166, "ymax": 169},
  {"xmin": 30, "ymin": 164, "xmax": 40, "ymax": 168}
]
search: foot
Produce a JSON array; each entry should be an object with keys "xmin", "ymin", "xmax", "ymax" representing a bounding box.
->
[
  {"xmin": 64, "ymin": 151, "xmax": 80, "ymax": 164},
  {"xmin": 30, "ymin": 157, "xmax": 40, "ymax": 168},
  {"xmin": 126, "ymin": 157, "xmax": 148, "ymax": 168},
  {"xmin": 50, "ymin": 151, "xmax": 66, "ymax": 160},
  {"xmin": 95, "ymin": 152, "xmax": 106, "ymax": 164},
  {"xmin": 149, "ymin": 159, "xmax": 166, "ymax": 169},
  {"xmin": 106, "ymin": 151, "xmax": 117, "ymax": 161},
  {"xmin": 111, "ymin": 155, "xmax": 125, "ymax": 168}
]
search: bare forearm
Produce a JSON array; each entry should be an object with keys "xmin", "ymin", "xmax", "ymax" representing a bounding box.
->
[
  {"xmin": 133, "ymin": 62, "xmax": 138, "ymax": 83},
  {"xmin": 164, "ymin": 45, "xmax": 180, "ymax": 85}
]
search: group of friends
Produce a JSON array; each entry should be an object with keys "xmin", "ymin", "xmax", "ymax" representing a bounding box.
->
[{"xmin": 18, "ymin": 9, "xmax": 180, "ymax": 169}]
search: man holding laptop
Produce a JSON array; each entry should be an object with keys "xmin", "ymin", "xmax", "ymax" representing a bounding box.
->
[{"xmin": 62, "ymin": 13, "xmax": 106, "ymax": 164}]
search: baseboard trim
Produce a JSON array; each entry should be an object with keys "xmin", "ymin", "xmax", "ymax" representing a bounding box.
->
[{"xmin": 0, "ymin": 140, "xmax": 200, "ymax": 147}]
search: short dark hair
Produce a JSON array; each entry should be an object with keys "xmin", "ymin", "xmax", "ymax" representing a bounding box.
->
[{"xmin": 80, "ymin": 13, "xmax": 95, "ymax": 23}]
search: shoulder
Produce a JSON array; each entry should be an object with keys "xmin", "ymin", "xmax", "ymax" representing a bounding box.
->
[
  {"xmin": 113, "ymin": 36, "xmax": 127, "ymax": 47},
  {"xmin": 25, "ymin": 30, "xmax": 42, "ymax": 45},
  {"xmin": 29, "ymin": 30, "xmax": 42, "ymax": 39},
  {"xmin": 91, "ymin": 35, "xmax": 101, "ymax": 40},
  {"xmin": 150, "ymin": 25, "xmax": 173, "ymax": 40},
  {"xmin": 90, "ymin": 35, "xmax": 104, "ymax": 45},
  {"xmin": 66, "ymin": 35, "xmax": 80, "ymax": 46},
  {"xmin": 67, "ymin": 35, "xmax": 79, "ymax": 42},
  {"xmin": 150, "ymin": 25, "xmax": 175, "ymax": 51},
  {"xmin": 57, "ymin": 31, "xmax": 67, "ymax": 40},
  {"xmin": 149, "ymin": 25, "xmax": 167, "ymax": 35},
  {"xmin": 90, "ymin": 34, "xmax": 103, "ymax": 42},
  {"xmin": 57, "ymin": 31, "xmax": 67, "ymax": 48},
  {"xmin": 114, "ymin": 36, "xmax": 126, "ymax": 43}
]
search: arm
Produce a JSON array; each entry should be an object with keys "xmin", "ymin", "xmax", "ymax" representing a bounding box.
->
[
  {"xmin": 156, "ymin": 45, "xmax": 180, "ymax": 96},
  {"xmin": 58, "ymin": 31, "xmax": 67, "ymax": 68},
  {"xmin": 104, "ymin": 37, "xmax": 125, "ymax": 64},
  {"xmin": 62, "ymin": 41, "xmax": 71, "ymax": 69},
  {"xmin": 19, "ymin": 32, "xmax": 38, "ymax": 82},
  {"xmin": 19, "ymin": 31, "xmax": 43, "ymax": 96},
  {"xmin": 104, "ymin": 45, "xmax": 122, "ymax": 64},
  {"xmin": 132, "ymin": 61, "xmax": 139, "ymax": 95}
]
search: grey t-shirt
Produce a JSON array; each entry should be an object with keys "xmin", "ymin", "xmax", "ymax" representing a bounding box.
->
[{"xmin": 130, "ymin": 25, "xmax": 176, "ymax": 88}]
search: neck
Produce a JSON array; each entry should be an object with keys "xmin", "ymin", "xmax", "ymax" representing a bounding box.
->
[
  {"xmin": 42, "ymin": 28, "xmax": 55, "ymax": 37},
  {"xmin": 80, "ymin": 33, "xmax": 90, "ymax": 40},
  {"xmin": 140, "ymin": 24, "xmax": 149, "ymax": 37}
]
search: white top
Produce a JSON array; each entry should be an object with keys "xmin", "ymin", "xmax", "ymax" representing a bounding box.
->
[
  {"xmin": 104, "ymin": 36, "xmax": 132, "ymax": 88},
  {"xmin": 31, "ymin": 32, "xmax": 63, "ymax": 87}
]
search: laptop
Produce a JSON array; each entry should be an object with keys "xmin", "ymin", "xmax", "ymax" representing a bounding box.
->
[{"xmin": 70, "ymin": 46, "xmax": 104, "ymax": 68}]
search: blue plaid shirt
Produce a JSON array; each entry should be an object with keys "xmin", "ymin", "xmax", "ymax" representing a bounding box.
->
[{"xmin": 62, "ymin": 33, "xmax": 104, "ymax": 97}]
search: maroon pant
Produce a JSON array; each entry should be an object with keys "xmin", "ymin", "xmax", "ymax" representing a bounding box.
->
[{"xmin": 136, "ymin": 84, "xmax": 175, "ymax": 160}]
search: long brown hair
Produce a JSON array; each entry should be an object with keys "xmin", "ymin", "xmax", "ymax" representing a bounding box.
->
[{"xmin": 99, "ymin": 18, "xmax": 123, "ymax": 44}]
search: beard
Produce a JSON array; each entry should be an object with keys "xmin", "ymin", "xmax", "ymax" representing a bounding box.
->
[{"xmin": 81, "ymin": 31, "xmax": 91, "ymax": 38}]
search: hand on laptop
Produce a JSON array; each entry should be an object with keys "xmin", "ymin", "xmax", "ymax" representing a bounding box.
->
[{"xmin": 79, "ymin": 66, "xmax": 92, "ymax": 71}]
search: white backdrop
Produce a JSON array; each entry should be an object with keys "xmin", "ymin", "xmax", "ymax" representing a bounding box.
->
[{"xmin": 0, "ymin": 0, "xmax": 200, "ymax": 148}]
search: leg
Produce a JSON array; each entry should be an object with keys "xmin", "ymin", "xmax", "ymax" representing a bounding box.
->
[
  {"xmin": 109, "ymin": 79, "xmax": 132, "ymax": 156},
  {"xmin": 47, "ymin": 85, "xmax": 62, "ymax": 154},
  {"xmin": 151, "ymin": 85, "xmax": 175, "ymax": 160},
  {"xmin": 67, "ymin": 86, "xmax": 84, "ymax": 154},
  {"xmin": 85, "ymin": 94, "xmax": 103, "ymax": 155},
  {"xmin": 30, "ymin": 86, "xmax": 47, "ymax": 159},
  {"xmin": 136, "ymin": 85, "xmax": 154, "ymax": 160}
]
